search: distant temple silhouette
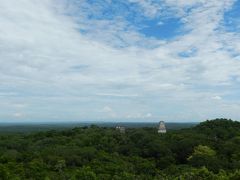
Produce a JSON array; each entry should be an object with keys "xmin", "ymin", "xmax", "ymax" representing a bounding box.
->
[
  {"xmin": 158, "ymin": 121, "xmax": 166, "ymax": 133},
  {"xmin": 116, "ymin": 126, "xmax": 126, "ymax": 134}
]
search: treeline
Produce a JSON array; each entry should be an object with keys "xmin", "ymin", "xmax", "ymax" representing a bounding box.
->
[{"xmin": 1, "ymin": 118, "xmax": 240, "ymax": 179}]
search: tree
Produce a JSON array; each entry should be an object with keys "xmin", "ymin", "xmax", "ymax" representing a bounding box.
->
[
  {"xmin": 0, "ymin": 164, "xmax": 10, "ymax": 179},
  {"xmin": 55, "ymin": 160, "xmax": 66, "ymax": 173},
  {"xmin": 73, "ymin": 166, "xmax": 97, "ymax": 180},
  {"xmin": 188, "ymin": 145, "xmax": 221, "ymax": 172},
  {"xmin": 179, "ymin": 167, "xmax": 218, "ymax": 180}
]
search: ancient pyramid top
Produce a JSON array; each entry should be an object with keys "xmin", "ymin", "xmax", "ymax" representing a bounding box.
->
[{"xmin": 158, "ymin": 121, "xmax": 167, "ymax": 133}]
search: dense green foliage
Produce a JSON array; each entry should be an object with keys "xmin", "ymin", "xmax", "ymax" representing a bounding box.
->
[{"xmin": 0, "ymin": 119, "xmax": 240, "ymax": 179}]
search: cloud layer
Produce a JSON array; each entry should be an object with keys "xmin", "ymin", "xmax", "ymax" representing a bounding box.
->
[{"xmin": 0, "ymin": 0, "xmax": 240, "ymax": 122}]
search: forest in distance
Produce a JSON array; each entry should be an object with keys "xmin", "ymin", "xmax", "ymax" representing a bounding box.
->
[
  {"xmin": 1, "ymin": 119, "xmax": 240, "ymax": 179},
  {"xmin": 0, "ymin": 122, "xmax": 196, "ymax": 133}
]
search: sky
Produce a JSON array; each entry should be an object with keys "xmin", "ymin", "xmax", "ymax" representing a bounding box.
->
[{"xmin": 0, "ymin": 0, "xmax": 240, "ymax": 122}]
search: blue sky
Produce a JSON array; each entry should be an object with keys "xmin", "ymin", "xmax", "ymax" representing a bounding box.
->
[{"xmin": 0, "ymin": 0, "xmax": 240, "ymax": 122}]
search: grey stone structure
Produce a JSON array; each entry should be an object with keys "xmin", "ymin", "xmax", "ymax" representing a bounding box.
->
[{"xmin": 158, "ymin": 121, "xmax": 166, "ymax": 133}]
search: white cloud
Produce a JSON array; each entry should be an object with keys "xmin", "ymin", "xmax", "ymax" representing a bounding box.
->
[
  {"xmin": 100, "ymin": 106, "xmax": 117, "ymax": 118},
  {"xmin": 0, "ymin": 0, "xmax": 240, "ymax": 121},
  {"xmin": 13, "ymin": 113, "xmax": 24, "ymax": 118},
  {"xmin": 128, "ymin": 0, "xmax": 162, "ymax": 18},
  {"xmin": 12, "ymin": 103, "xmax": 28, "ymax": 108},
  {"xmin": 146, "ymin": 113, "xmax": 152, "ymax": 118},
  {"xmin": 212, "ymin": 96, "xmax": 222, "ymax": 100},
  {"xmin": 101, "ymin": 106, "xmax": 113, "ymax": 113},
  {"xmin": 126, "ymin": 113, "xmax": 153, "ymax": 119},
  {"xmin": 96, "ymin": 93, "xmax": 139, "ymax": 97}
]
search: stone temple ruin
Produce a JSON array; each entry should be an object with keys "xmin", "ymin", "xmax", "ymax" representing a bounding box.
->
[
  {"xmin": 158, "ymin": 121, "xmax": 167, "ymax": 133},
  {"xmin": 116, "ymin": 126, "xmax": 126, "ymax": 134}
]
